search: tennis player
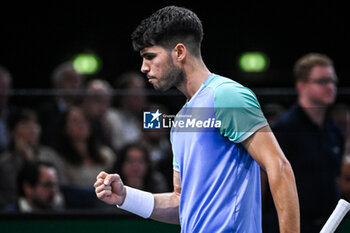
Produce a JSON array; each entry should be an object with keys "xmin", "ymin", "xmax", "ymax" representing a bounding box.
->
[{"xmin": 95, "ymin": 6, "xmax": 300, "ymax": 233}]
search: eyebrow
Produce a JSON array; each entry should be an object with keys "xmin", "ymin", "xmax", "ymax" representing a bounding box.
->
[
  {"xmin": 140, "ymin": 51, "xmax": 156, "ymax": 58},
  {"xmin": 140, "ymin": 51, "xmax": 148, "ymax": 57}
]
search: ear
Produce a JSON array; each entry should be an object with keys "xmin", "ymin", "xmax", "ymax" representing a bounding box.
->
[
  {"xmin": 296, "ymin": 81, "xmax": 305, "ymax": 93},
  {"xmin": 173, "ymin": 43, "xmax": 187, "ymax": 62},
  {"xmin": 23, "ymin": 182, "xmax": 34, "ymax": 196}
]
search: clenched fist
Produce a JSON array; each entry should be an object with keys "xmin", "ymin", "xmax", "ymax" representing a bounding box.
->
[{"xmin": 94, "ymin": 171, "xmax": 126, "ymax": 206}]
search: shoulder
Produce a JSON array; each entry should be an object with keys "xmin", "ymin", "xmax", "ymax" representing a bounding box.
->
[
  {"xmin": 37, "ymin": 145, "xmax": 62, "ymax": 162},
  {"xmin": 0, "ymin": 151, "xmax": 18, "ymax": 169},
  {"xmin": 38, "ymin": 145, "xmax": 59, "ymax": 156},
  {"xmin": 0, "ymin": 151, "xmax": 15, "ymax": 172},
  {"xmin": 206, "ymin": 74, "xmax": 246, "ymax": 92},
  {"xmin": 210, "ymin": 77, "xmax": 260, "ymax": 108},
  {"xmin": 107, "ymin": 108, "xmax": 121, "ymax": 119}
]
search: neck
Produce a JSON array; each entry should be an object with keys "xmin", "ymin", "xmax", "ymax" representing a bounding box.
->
[
  {"xmin": 74, "ymin": 141, "xmax": 88, "ymax": 156},
  {"xmin": 176, "ymin": 57, "xmax": 211, "ymax": 100},
  {"xmin": 298, "ymin": 97, "xmax": 327, "ymax": 127}
]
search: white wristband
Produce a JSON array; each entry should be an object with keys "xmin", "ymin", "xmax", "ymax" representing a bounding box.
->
[{"xmin": 117, "ymin": 186, "xmax": 155, "ymax": 218}]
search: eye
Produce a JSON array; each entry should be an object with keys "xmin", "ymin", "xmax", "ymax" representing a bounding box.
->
[{"xmin": 143, "ymin": 53, "xmax": 156, "ymax": 60}]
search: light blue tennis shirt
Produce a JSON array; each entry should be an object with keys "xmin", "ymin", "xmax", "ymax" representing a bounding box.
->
[{"xmin": 171, "ymin": 74, "xmax": 268, "ymax": 233}]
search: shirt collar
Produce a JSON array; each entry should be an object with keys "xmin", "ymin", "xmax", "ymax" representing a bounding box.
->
[{"xmin": 18, "ymin": 197, "xmax": 33, "ymax": 212}]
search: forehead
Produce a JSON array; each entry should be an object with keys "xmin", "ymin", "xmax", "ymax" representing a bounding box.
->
[
  {"xmin": 40, "ymin": 166, "xmax": 57, "ymax": 179},
  {"xmin": 68, "ymin": 108, "xmax": 85, "ymax": 120},
  {"xmin": 140, "ymin": 45, "xmax": 167, "ymax": 56},
  {"xmin": 309, "ymin": 65, "xmax": 336, "ymax": 79}
]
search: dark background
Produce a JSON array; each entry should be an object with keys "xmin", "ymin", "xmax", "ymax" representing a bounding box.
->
[{"xmin": 1, "ymin": 1, "xmax": 348, "ymax": 92}]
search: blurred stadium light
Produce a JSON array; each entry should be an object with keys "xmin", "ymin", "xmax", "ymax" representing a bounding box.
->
[
  {"xmin": 239, "ymin": 52, "xmax": 269, "ymax": 72},
  {"xmin": 72, "ymin": 52, "xmax": 101, "ymax": 75}
]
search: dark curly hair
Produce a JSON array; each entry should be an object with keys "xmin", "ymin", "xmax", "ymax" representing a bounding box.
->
[
  {"xmin": 53, "ymin": 106, "xmax": 106, "ymax": 166},
  {"xmin": 131, "ymin": 6, "xmax": 204, "ymax": 57}
]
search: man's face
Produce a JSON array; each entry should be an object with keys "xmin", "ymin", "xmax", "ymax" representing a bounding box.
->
[
  {"xmin": 14, "ymin": 119, "xmax": 41, "ymax": 147},
  {"xmin": 300, "ymin": 65, "xmax": 337, "ymax": 107},
  {"xmin": 84, "ymin": 94, "xmax": 111, "ymax": 118},
  {"xmin": 140, "ymin": 46, "xmax": 184, "ymax": 91},
  {"xmin": 60, "ymin": 70, "xmax": 81, "ymax": 89},
  {"xmin": 31, "ymin": 166, "xmax": 58, "ymax": 209},
  {"xmin": 58, "ymin": 70, "xmax": 82, "ymax": 105}
]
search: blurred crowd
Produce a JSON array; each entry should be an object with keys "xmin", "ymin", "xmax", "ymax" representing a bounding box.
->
[
  {"xmin": 1, "ymin": 53, "xmax": 350, "ymax": 231},
  {"xmin": 0, "ymin": 63, "xmax": 172, "ymax": 213}
]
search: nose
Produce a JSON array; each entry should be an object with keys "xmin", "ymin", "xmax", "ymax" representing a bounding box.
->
[{"xmin": 141, "ymin": 59, "xmax": 150, "ymax": 74}]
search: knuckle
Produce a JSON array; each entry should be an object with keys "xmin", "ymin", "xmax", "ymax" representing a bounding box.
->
[
  {"xmin": 97, "ymin": 171, "xmax": 107, "ymax": 178},
  {"xmin": 99, "ymin": 190, "xmax": 106, "ymax": 198},
  {"xmin": 97, "ymin": 185, "xmax": 105, "ymax": 192}
]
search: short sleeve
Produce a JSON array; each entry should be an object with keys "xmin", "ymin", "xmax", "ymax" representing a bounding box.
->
[{"xmin": 214, "ymin": 83, "xmax": 268, "ymax": 143}]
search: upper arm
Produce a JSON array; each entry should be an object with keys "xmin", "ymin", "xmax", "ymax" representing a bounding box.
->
[{"xmin": 241, "ymin": 125, "xmax": 289, "ymax": 172}]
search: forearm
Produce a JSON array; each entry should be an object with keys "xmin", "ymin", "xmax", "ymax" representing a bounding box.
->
[
  {"xmin": 150, "ymin": 192, "xmax": 180, "ymax": 224},
  {"xmin": 268, "ymin": 160, "xmax": 300, "ymax": 233}
]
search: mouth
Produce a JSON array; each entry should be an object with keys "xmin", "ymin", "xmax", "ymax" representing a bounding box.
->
[{"xmin": 147, "ymin": 76, "xmax": 156, "ymax": 83}]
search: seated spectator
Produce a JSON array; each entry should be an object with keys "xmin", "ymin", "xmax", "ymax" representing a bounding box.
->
[
  {"xmin": 0, "ymin": 108, "xmax": 60, "ymax": 209},
  {"xmin": 80, "ymin": 79, "xmax": 114, "ymax": 149},
  {"xmin": 52, "ymin": 106, "xmax": 116, "ymax": 187},
  {"xmin": 113, "ymin": 143, "xmax": 169, "ymax": 193},
  {"xmin": 6, "ymin": 161, "xmax": 63, "ymax": 212},
  {"xmin": 109, "ymin": 71, "xmax": 147, "ymax": 151},
  {"xmin": 38, "ymin": 61, "xmax": 82, "ymax": 146}
]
